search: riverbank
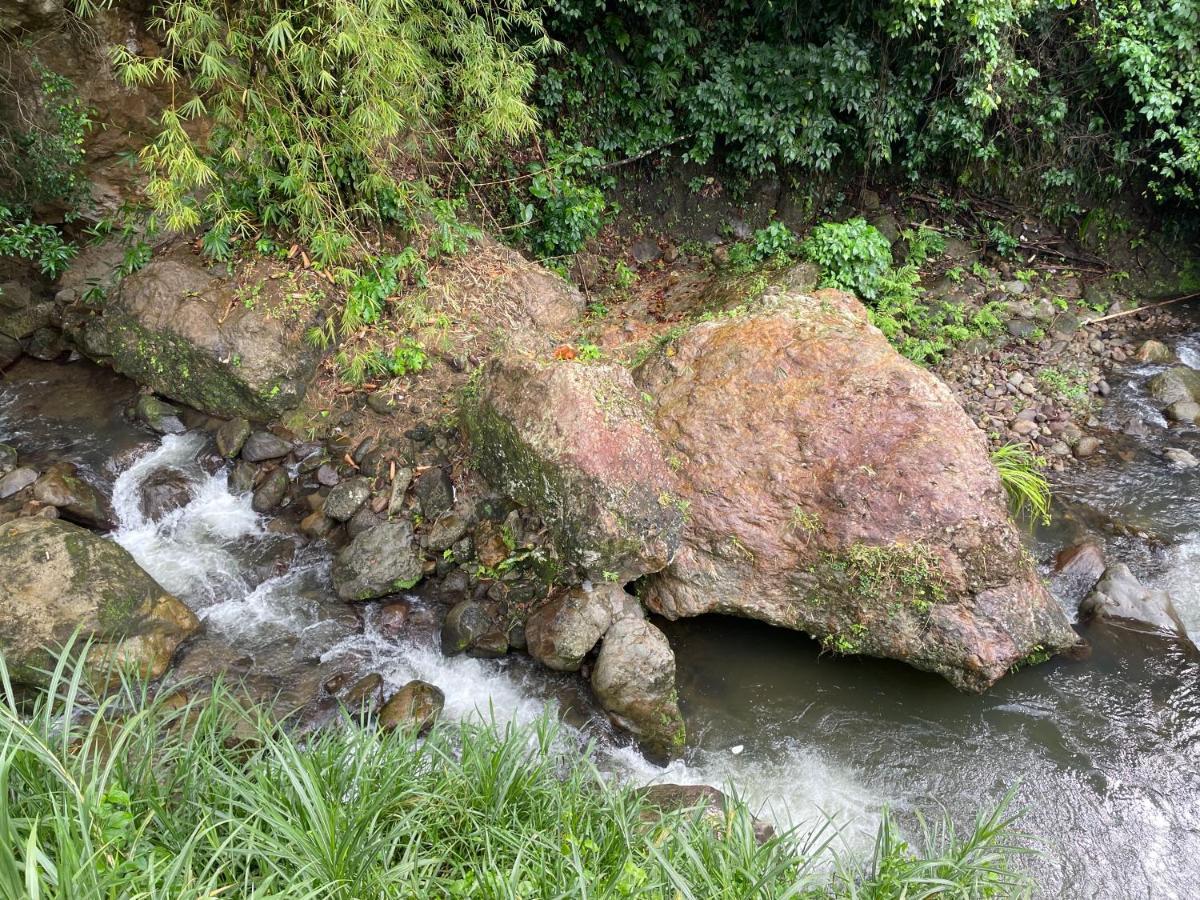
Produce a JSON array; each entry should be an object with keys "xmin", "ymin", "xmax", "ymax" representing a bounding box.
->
[{"xmin": 0, "ymin": 648, "xmax": 1035, "ymax": 898}]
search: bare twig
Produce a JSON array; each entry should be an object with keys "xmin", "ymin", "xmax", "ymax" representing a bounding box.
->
[{"xmin": 1089, "ymin": 292, "xmax": 1200, "ymax": 324}]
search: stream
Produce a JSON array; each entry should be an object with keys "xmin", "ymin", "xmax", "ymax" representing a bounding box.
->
[{"xmin": 3, "ymin": 341, "xmax": 1199, "ymax": 899}]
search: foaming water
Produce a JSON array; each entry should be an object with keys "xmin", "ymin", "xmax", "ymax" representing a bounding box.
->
[{"xmin": 111, "ymin": 432, "xmax": 265, "ymax": 606}]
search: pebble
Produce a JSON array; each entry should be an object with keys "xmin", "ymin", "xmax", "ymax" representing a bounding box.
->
[
  {"xmin": 1164, "ymin": 448, "xmax": 1199, "ymax": 468},
  {"xmin": 1073, "ymin": 436, "xmax": 1101, "ymax": 459}
]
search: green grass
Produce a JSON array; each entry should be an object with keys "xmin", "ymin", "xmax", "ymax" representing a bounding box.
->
[
  {"xmin": 0, "ymin": 644, "xmax": 1037, "ymax": 898},
  {"xmin": 991, "ymin": 443, "xmax": 1052, "ymax": 526}
]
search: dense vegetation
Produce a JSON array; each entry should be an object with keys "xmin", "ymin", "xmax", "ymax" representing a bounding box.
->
[
  {"xmin": 541, "ymin": 0, "xmax": 1200, "ymax": 216},
  {"xmin": 1, "ymin": 649, "xmax": 1036, "ymax": 898}
]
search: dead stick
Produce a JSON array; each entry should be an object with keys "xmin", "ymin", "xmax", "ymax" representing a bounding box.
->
[{"xmin": 1089, "ymin": 292, "xmax": 1200, "ymax": 324}]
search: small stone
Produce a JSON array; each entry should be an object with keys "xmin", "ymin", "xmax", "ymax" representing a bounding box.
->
[
  {"xmin": 423, "ymin": 512, "xmax": 469, "ymax": 553},
  {"xmin": 332, "ymin": 522, "xmax": 422, "ymax": 601},
  {"xmin": 414, "ymin": 467, "xmax": 454, "ymax": 519},
  {"xmin": 241, "ymin": 431, "xmax": 292, "ymax": 462},
  {"xmin": 347, "ymin": 506, "xmax": 382, "ymax": 539},
  {"xmin": 135, "ymin": 395, "xmax": 185, "ymax": 435},
  {"xmin": 440, "ymin": 601, "xmax": 492, "ymax": 656},
  {"xmin": 366, "ymin": 392, "xmax": 399, "ymax": 415},
  {"xmin": 317, "ymin": 463, "xmax": 340, "ymax": 487},
  {"xmin": 1054, "ymin": 541, "xmax": 1105, "ymax": 585},
  {"xmin": 1002, "ymin": 280, "xmax": 1027, "ymax": 295},
  {"xmin": 299, "ymin": 509, "xmax": 333, "ymax": 538},
  {"xmin": 216, "ymin": 418, "xmax": 251, "ymax": 458},
  {"xmin": 229, "ymin": 460, "xmax": 257, "ymax": 494},
  {"xmin": 1165, "ymin": 401, "xmax": 1200, "ymax": 423},
  {"xmin": 1013, "ymin": 419, "xmax": 1038, "ymax": 436},
  {"xmin": 1097, "ymin": 380, "xmax": 1111, "ymax": 397},
  {"xmin": 378, "ymin": 600, "xmax": 411, "ymax": 636},
  {"xmin": 324, "ymin": 477, "xmax": 371, "ymax": 521},
  {"xmin": 1073, "ymin": 436, "xmax": 1101, "ymax": 459},
  {"xmin": 632, "ymin": 238, "xmax": 661, "ymax": 265},
  {"xmin": 251, "ymin": 466, "xmax": 289, "ymax": 512},
  {"xmin": 379, "ymin": 680, "xmax": 444, "ymax": 735},
  {"xmin": 26, "ymin": 327, "xmax": 66, "ymax": 361},
  {"xmin": 1089, "ymin": 339, "xmax": 1105, "ymax": 354},
  {"xmin": 388, "ymin": 466, "xmax": 414, "ymax": 517},
  {"xmin": 342, "ymin": 673, "xmax": 384, "ymax": 717}
]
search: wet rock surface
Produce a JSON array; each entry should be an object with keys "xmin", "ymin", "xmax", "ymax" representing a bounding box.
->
[
  {"xmin": 0, "ymin": 517, "xmax": 200, "ymax": 687},
  {"xmin": 332, "ymin": 522, "xmax": 423, "ymax": 601}
]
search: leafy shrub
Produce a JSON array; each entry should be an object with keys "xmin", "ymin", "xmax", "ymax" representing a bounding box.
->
[
  {"xmin": 89, "ymin": 0, "xmax": 549, "ymax": 263},
  {"xmin": 801, "ymin": 218, "xmax": 893, "ymax": 301},
  {"xmin": 0, "ymin": 206, "xmax": 76, "ymax": 277},
  {"xmin": 727, "ymin": 221, "xmax": 799, "ymax": 270},
  {"xmin": 507, "ymin": 142, "xmax": 610, "ymax": 261}
]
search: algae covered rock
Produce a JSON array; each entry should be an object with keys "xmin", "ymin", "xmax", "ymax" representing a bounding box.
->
[
  {"xmin": 634, "ymin": 291, "xmax": 1078, "ymax": 690},
  {"xmin": 465, "ymin": 354, "xmax": 683, "ymax": 582},
  {"xmin": 0, "ymin": 518, "xmax": 199, "ymax": 686},
  {"xmin": 379, "ymin": 680, "xmax": 445, "ymax": 734},
  {"xmin": 332, "ymin": 522, "xmax": 423, "ymax": 601},
  {"xmin": 64, "ymin": 242, "xmax": 326, "ymax": 421}
]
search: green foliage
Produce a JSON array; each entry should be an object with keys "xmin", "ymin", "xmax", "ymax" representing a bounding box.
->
[
  {"xmin": 541, "ymin": 0, "xmax": 1200, "ymax": 214},
  {"xmin": 801, "ymin": 219, "xmax": 893, "ymax": 301},
  {"xmin": 991, "ymin": 443, "xmax": 1052, "ymax": 526},
  {"xmin": 93, "ymin": 0, "xmax": 549, "ymax": 262},
  {"xmin": 728, "ymin": 221, "xmax": 799, "ymax": 271},
  {"xmin": 0, "ymin": 643, "xmax": 1038, "ymax": 898},
  {"xmin": 802, "ymin": 218, "xmax": 1003, "ymax": 365},
  {"xmin": 334, "ymin": 338, "xmax": 428, "ymax": 385},
  {"xmin": 507, "ymin": 142, "xmax": 610, "ymax": 261},
  {"xmin": 0, "ymin": 206, "xmax": 76, "ymax": 277}
]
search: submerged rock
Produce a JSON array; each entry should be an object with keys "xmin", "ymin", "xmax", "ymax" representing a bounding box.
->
[
  {"xmin": 591, "ymin": 614, "xmax": 685, "ymax": 760},
  {"xmin": 637, "ymin": 784, "xmax": 775, "ymax": 844},
  {"xmin": 135, "ymin": 395, "xmax": 185, "ymax": 435},
  {"xmin": 0, "ymin": 517, "xmax": 199, "ymax": 686},
  {"xmin": 332, "ymin": 522, "xmax": 422, "ymax": 601},
  {"xmin": 64, "ymin": 242, "xmax": 326, "ymax": 421},
  {"xmin": 379, "ymin": 680, "xmax": 444, "ymax": 734},
  {"xmin": 1081, "ymin": 564, "xmax": 1186, "ymax": 636},
  {"xmin": 440, "ymin": 600, "xmax": 492, "ymax": 656},
  {"xmin": 138, "ymin": 468, "xmax": 194, "ymax": 521},
  {"xmin": 241, "ymin": 431, "xmax": 292, "ymax": 463},
  {"xmin": 1134, "ymin": 340, "xmax": 1175, "ymax": 364},
  {"xmin": 465, "ymin": 354, "xmax": 682, "ymax": 581},
  {"xmin": 633, "ymin": 291, "xmax": 1078, "ymax": 691}
]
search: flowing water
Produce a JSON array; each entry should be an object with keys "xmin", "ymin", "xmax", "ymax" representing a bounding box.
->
[{"xmin": 3, "ymin": 344, "xmax": 1200, "ymax": 898}]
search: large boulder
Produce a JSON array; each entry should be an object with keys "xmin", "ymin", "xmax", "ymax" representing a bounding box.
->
[
  {"xmin": 62, "ymin": 243, "xmax": 327, "ymax": 421},
  {"xmin": 634, "ymin": 292, "xmax": 1078, "ymax": 691},
  {"xmin": 591, "ymin": 614, "xmax": 686, "ymax": 760},
  {"xmin": 332, "ymin": 522, "xmax": 423, "ymax": 601},
  {"xmin": 0, "ymin": 518, "xmax": 200, "ymax": 686},
  {"xmin": 465, "ymin": 355, "xmax": 683, "ymax": 582}
]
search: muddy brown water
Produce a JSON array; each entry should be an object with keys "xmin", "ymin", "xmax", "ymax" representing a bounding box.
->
[{"xmin": 3, "ymin": 348, "xmax": 1199, "ymax": 898}]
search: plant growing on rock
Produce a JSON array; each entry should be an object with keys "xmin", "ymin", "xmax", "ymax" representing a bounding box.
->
[{"xmin": 991, "ymin": 443, "xmax": 1052, "ymax": 525}]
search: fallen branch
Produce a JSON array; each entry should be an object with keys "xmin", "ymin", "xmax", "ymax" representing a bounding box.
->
[{"xmin": 1088, "ymin": 292, "xmax": 1200, "ymax": 324}]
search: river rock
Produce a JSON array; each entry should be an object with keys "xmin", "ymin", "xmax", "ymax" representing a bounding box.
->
[
  {"xmin": 215, "ymin": 417, "xmax": 251, "ymax": 458},
  {"xmin": 1054, "ymin": 540, "xmax": 1106, "ymax": 587},
  {"xmin": 32, "ymin": 463, "xmax": 115, "ymax": 530},
  {"xmin": 0, "ymin": 442, "xmax": 17, "ymax": 477},
  {"xmin": 465, "ymin": 355, "xmax": 682, "ymax": 581},
  {"xmin": 440, "ymin": 600, "xmax": 492, "ymax": 656},
  {"xmin": 423, "ymin": 511, "xmax": 470, "ymax": 553},
  {"xmin": 138, "ymin": 468, "xmax": 193, "ymax": 520},
  {"xmin": 0, "ymin": 518, "xmax": 200, "ymax": 686},
  {"xmin": 1165, "ymin": 400, "xmax": 1200, "ymax": 424},
  {"xmin": 347, "ymin": 506, "xmax": 382, "ymax": 539},
  {"xmin": 251, "ymin": 467, "xmax": 289, "ymax": 513},
  {"xmin": 1148, "ymin": 366, "xmax": 1200, "ymax": 406},
  {"xmin": 1134, "ymin": 340, "xmax": 1175, "ymax": 364},
  {"xmin": 135, "ymin": 395, "xmax": 185, "ymax": 435},
  {"xmin": 633, "ymin": 290, "xmax": 1077, "ymax": 691},
  {"xmin": 342, "ymin": 673, "xmax": 384, "ymax": 716},
  {"xmin": 1074, "ymin": 436, "xmax": 1101, "ymax": 459},
  {"xmin": 1080, "ymin": 564, "xmax": 1186, "ymax": 635},
  {"xmin": 65, "ymin": 242, "xmax": 326, "ymax": 420},
  {"xmin": 379, "ymin": 680, "xmax": 445, "ymax": 734},
  {"xmin": 332, "ymin": 522, "xmax": 422, "ymax": 601},
  {"xmin": 525, "ymin": 582, "xmax": 632, "ymax": 672},
  {"xmin": 413, "ymin": 467, "xmax": 454, "ymax": 520},
  {"xmin": 0, "ymin": 466, "xmax": 38, "ymax": 499},
  {"xmin": 0, "ymin": 333, "xmax": 20, "ymax": 369},
  {"xmin": 26, "ymin": 327, "xmax": 67, "ymax": 361},
  {"xmin": 241, "ymin": 431, "xmax": 292, "ymax": 462},
  {"xmin": 323, "ymin": 477, "xmax": 370, "ymax": 521},
  {"xmin": 1164, "ymin": 448, "xmax": 1199, "ymax": 468},
  {"xmin": 591, "ymin": 614, "xmax": 685, "ymax": 760},
  {"xmin": 637, "ymin": 784, "xmax": 775, "ymax": 844}
]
